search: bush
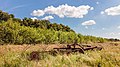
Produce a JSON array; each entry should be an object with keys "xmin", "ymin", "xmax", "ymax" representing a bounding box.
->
[{"xmin": 0, "ymin": 19, "xmax": 108, "ymax": 45}]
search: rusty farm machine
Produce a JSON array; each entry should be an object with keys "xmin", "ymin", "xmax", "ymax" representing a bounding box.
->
[{"xmin": 53, "ymin": 43, "xmax": 102, "ymax": 54}]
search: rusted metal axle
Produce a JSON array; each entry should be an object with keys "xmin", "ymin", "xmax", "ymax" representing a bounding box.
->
[{"xmin": 53, "ymin": 43, "xmax": 102, "ymax": 54}]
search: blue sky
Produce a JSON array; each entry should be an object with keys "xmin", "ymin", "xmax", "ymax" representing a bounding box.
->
[{"xmin": 0, "ymin": 0, "xmax": 120, "ymax": 39}]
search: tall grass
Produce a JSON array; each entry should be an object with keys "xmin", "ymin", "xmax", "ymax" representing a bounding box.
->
[{"xmin": 0, "ymin": 44, "xmax": 120, "ymax": 67}]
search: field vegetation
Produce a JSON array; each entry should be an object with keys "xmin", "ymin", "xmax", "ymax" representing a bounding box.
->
[
  {"xmin": 0, "ymin": 10, "xmax": 120, "ymax": 67},
  {"xmin": 0, "ymin": 43, "xmax": 120, "ymax": 67}
]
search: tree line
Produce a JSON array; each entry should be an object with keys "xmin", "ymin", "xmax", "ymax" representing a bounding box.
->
[
  {"xmin": 0, "ymin": 10, "xmax": 74, "ymax": 32},
  {"xmin": 0, "ymin": 10, "xmax": 109, "ymax": 45}
]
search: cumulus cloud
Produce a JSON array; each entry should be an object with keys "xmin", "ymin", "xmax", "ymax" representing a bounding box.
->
[
  {"xmin": 102, "ymin": 5, "xmax": 120, "ymax": 16},
  {"xmin": 31, "ymin": 10, "xmax": 45, "ymax": 16},
  {"xmin": 90, "ymin": 7, "xmax": 94, "ymax": 10},
  {"xmin": 31, "ymin": 4, "xmax": 93, "ymax": 18},
  {"xmin": 31, "ymin": 17, "xmax": 38, "ymax": 21},
  {"xmin": 81, "ymin": 20, "xmax": 96, "ymax": 26},
  {"xmin": 42, "ymin": 16, "xmax": 54, "ymax": 20}
]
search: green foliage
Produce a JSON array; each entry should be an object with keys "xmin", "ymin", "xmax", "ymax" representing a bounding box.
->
[
  {"xmin": 0, "ymin": 10, "xmax": 13, "ymax": 22},
  {"xmin": 0, "ymin": 19, "xmax": 108, "ymax": 44},
  {"xmin": 0, "ymin": 10, "xmax": 109, "ymax": 45},
  {"xmin": 20, "ymin": 17, "xmax": 74, "ymax": 32},
  {"xmin": 0, "ymin": 10, "xmax": 74, "ymax": 32}
]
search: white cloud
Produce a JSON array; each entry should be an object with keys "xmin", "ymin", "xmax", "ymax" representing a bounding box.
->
[
  {"xmin": 118, "ymin": 26, "xmax": 120, "ymax": 29},
  {"xmin": 106, "ymin": 32, "xmax": 120, "ymax": 36},
  {"xmin": 106, "ymin": 32, "xmax": 115, "ymax": 35},
  {"xmin": 96, "ymin": 2, "xmax": 99, "ymax": 5},
  {"xmin": 103, "ymin": 5, "xmax": 120, "ymax": 16},
  {"xmin": 90, "ymin": 7, "xmax": 94, "ymax": 10},
  {"xmin": 81, "ymin": 20, "xmax": 96, "ymax": 26},
  {"xmin": 85, "ymin": 26, "xmax": 88, "ymax": 29},
  {"xmin": 31, "ymin": 4, "xmax": 93, "ymax": 18},
  {"xmin": 31, "ymin": 17, "xmax": 38, "ymax": 21},
  {"xmin": 42, "ymin": 16, "xmax": 54, "ymax": 20},
  {"xmin": 109, "ymin": 32, "xmax": 115, "ymax": 35},
  {"xmin": 102, "ymin": 28, "xmax": 105, "ymax": 30},
  {"xmin": 31, "ymin": 10, "xmax": 45, "ymax": 16},
  {"xmin": 6, "ymin": 5, "xmax": 26, "ymax": 12},
  {"xmin": 101, "ymin": 11, "xmax": 104, "ymax": 14}
]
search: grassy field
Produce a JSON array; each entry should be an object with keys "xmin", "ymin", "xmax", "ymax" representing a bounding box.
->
[{"xmin": 0, "ymin": 42, "xmax": 120, "ymax": 67}]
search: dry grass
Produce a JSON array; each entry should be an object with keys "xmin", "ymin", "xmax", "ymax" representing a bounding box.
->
[
  {"xmin": 0, "ymin": 44, "xmax": 64, "ymax": 53},
  {"xmin": 0, "ymin": 42, "xmax": 120, "ymax": 67}
]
